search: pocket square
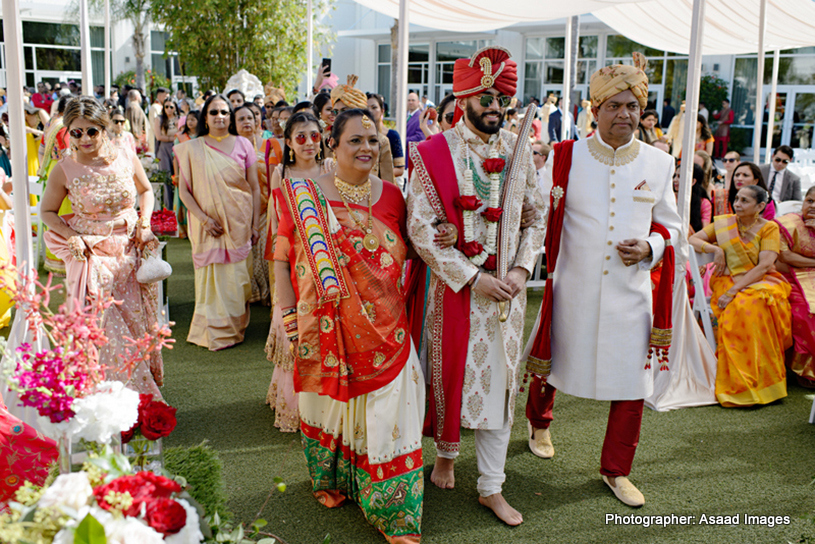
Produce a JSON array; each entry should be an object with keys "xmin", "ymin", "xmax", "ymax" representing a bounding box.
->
[{"xmin": 634, "ymin": 180, "xmax": 651, "ymax": 191}]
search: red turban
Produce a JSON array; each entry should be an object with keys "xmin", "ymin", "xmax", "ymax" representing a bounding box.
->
[{"xmin": 452, "ymin": 46, "xmax": 517, "ymax": 99}]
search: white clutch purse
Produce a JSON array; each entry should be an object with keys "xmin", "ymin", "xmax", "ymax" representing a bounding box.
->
[{"xmin": 136, "ymin": 247, "xmax": 172, "ymax": 284}]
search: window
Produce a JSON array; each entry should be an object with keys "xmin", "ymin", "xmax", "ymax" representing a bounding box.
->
[
  {"xmin": 433, "ymin": 40, "xmax": 491, "ymax": 103},
  {"xmin": 377, "ymin": 44, "xmax": 391, "ymax": 110},
  {"xmin": 150, "ymin": 30, "xmax": 187, "ymax": 89},
  {"xmin": 524, "ymin": 35, "xmax": 599, "ymax": 101}
]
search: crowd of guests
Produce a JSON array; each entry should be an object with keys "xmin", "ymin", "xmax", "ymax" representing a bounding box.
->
[{"xmin": 2, "ymin": 59, "xmax": 815, "ymax": 542}]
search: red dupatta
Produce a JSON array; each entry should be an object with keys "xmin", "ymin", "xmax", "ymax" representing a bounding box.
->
[{"xmin": 409, "ymin": 133, "xmax": 472, "ymax": 454}]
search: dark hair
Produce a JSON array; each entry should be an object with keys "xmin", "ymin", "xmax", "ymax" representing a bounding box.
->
[
  {"xmin": 293, "ymin": 101, "xmax": 316, "ymax": 116},
  {"xmin": 274, "ymin": 100, "xmax": 289, "ymax": 108},
  {"xmin": 690, "ymin": 164, "xmax": 709, "ymax": 233},
  {"xmin": 806, "ymin": 186, "xmax": 815, "ymax": 199},
  {"xmin": 641, "ymin": 109, "xmax": 658, "ymax": 121},
  {"xmin": 330, "ymin": 108, "xmax": 376, "ymax": 148},
  {"xmin": 697, "ymin": 114, "xmax": 712, "ymax": 141},
  {"xmin": 741, "ymin": 184, "xmax": 769, "ymax": 205},
  {"xmin": 197, "ymin": 94, "xmax": 237, "ymax": 137},
  {"xmin": 245, "ymin": 103, "xmax": 262, "ymax": 124},
  {"xmin": 282, "ymin": 111, "xmax": 325, "ymax": 171},
  {"xmin": 728, "ymin": 161, "xmax": 769, "ymax": 208},
  {"xmin": 227, "ymin": 89, "xmax": 245, "ymax": 101},
  {"xmin": 437, "ymin": 93, "xmax": 456, "ymax": 120},
  {"xmin": 156, "ymin": 87, "xmax": 170, "ymax": 95},
  {"xmin": 63, "ymin": 96, "xmax": 110, "ymax": 131},
  {"xmin": 181, "ymin": 110, "xmax": 199, "ymax": 135},
  {"xmin": 366, "ymin": 92, "xmax": 385, "ymax": 113},
  {"xmin": 159, "ymin": 97, "xmax": 177, "ymax": 133},
  {"xmin": 56, "ymin": 95, "xmax": 72, "ymax": 115},
  {"xmin": 313, "ymin": 93, "xmax": 332, "ymax": 119},
  {"xmin": 110, "ymin": 106, "xmax": 126, "ymax": 119},
  {"xmin": 774, "ymin": 145, "xmax": 794, "ymax": 161}
]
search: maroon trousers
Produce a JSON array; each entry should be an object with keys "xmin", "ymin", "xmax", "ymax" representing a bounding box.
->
[{"xmin": 526, "ymin": 375, "xmax": 644, "ymax": 478}]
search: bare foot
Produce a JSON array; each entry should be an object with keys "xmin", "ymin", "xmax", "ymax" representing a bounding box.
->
[
  {"xmin": 478, "ymin": 493, "xmax": 523, "ymax": 526},
  {"xmin": 430, "ymin": 456, "xmax": 455, "ymax": 489}
]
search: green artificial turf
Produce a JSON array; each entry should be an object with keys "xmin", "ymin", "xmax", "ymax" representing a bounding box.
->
[{"xmin": 10, "ymin": 238, "xmax": 815, "ymax": 543}]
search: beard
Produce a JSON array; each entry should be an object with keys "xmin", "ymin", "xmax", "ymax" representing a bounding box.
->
[{"xmin": 465, "ymin": 101, "xmax": 502, "ymax": 135}]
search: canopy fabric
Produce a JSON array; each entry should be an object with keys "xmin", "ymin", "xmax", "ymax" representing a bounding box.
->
[
  {"xmin": 594, "ymin": 0, "xmax": 815, "ymax": 55},
  {"xmin": 348, "ymin": 0, "xmax": 648, "ymax": 33}
]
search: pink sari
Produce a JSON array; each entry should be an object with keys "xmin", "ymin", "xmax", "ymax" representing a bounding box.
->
[{"xmin": 775, "ymin": 212, "xmax": 815, "ymax": 386}]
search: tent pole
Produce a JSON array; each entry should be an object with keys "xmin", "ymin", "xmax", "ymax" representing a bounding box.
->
[
  {"xmin": 752, "ymin": 0, "xmax": 767, "ymax": 163},
  {"xmin": 678, "ymin": 0, "xmax": 706, "ymax": 232},
  {"xmin": 307, "ymin": 0, "xmax": 313, "ymax": 96},
  {"xmin": 395, "ymin": 0, "xmax": 409, "ymax": 160},
  {"xmin": 561, "ymin": 16, "xmax": 572, "ymax": 142},
  {"xmin": 764, "ymin": 48, "xmax": 779, "ymax": 163},
  {"xmin": 80, "ymin": 0, "xmax": 93, "ymax": 95},
  {"xmin": 104, "ymin": 0, "xmax": 111, "ymax": 99}
]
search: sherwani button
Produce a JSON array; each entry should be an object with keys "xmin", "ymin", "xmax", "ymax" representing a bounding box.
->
[
  {"xmin": 611, "ymin": 169, "xmax": 616, "ymax": 174},
  {"xmin": 605, "ymin": 256, "xmax": 610, "ymax": 260},
  {"xmin": 611, "ymin": 183, "xmax": 616, "ymax": 188},
  {"xmin": 609, "ymin": 226, "xmax": 614, "ymax": 231},
  {"xmin": 603, "ymin": 270, "xmax": 609, "ymax": 275},
  {"xmin": 611, "ymin": 198, "xmax": 616, "ymax": 203}
]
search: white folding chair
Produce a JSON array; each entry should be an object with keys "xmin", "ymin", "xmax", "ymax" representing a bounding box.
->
[{"xmin": 688, "ymin": 249, "xmax": 716, "ymax": 351}]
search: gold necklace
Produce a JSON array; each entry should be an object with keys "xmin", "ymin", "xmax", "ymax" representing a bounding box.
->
[
  {"xmin": 737, "ymin": 216, "xmax": 757, "ymax": 237},
  {"xmin": 336, "ymin": 181, "xmax": 379, "ymax": 252},
  {"xmin": 209, "ymin": 133, "xmax": 230, "ymax": 143},
  {"xmin": 334, "ymin": 176, "xmax": 371, "ymax": 205}
]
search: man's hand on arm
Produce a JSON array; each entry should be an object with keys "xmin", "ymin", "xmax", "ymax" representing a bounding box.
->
[{"xmin": 615, "ymin": 239, "xmax": 652, "ymax": 267}]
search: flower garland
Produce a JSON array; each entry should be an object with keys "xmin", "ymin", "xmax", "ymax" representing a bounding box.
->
[{"xmin": 455, "ymin": 147, "xmax": 506, "ymax": 271}]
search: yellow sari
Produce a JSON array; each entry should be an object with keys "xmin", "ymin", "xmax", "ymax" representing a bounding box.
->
[
  {"xmin": 703, "ymin": 215, "xmax": 792, "ymax": 407},
  {"xmin": 175, "ymin": 137, "xmax": 254, "ymax": 350}
]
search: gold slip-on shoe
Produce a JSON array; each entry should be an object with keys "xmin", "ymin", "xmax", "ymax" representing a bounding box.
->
[
  {"xmin": 527, "ymin": 421, "xmax": 554, "ymax": 459},
  {"xmin": 603, "ymin": 475, "xmax": 645, "ymax": 507}
]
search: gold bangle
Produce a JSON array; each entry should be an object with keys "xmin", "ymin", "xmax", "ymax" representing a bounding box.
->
[{"xmin": 138, "ymin": 216, "xmax": 151, "ymax": 229}]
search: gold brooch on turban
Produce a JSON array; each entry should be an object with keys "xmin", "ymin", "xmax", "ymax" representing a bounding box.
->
[{"xmin": 589, "ymin": 52, "xmax": 649, "ymax": 109}]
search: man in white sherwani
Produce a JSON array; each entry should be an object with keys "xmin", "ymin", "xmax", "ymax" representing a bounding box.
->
[
  {"xmin": 525, "ymin": 53, "xmax": 682, "ymax": 507},
  {"xmin": 407, "ymin": 46, "xmax": 546, "ymax": 526}
]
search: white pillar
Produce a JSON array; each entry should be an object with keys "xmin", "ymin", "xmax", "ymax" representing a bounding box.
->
[
  {"xmin": 80, "ymin": 0, "xmax": 93, "ymax": 95},
  {"xmin": 561, "ymin": 16, "xmax": 573, "ymax": 142},
  {"xmin": 764, "ymin": 48, "xmax": 780, "ymax": 163},
  {"xmin": 752, "ymin": 0, "xmax": 767, "ymax": 163},
  {"xmin": 104, "ymin": 0, "xmax": 111, "ymax": 99},
  {"xmin": 678, "ymin": 0, "xmax": 707, "ymax": 232},
  {"xmin": 395, "ymin": 0, "xmax": 409, "ymax": 158},
  {"xmin": 306, "ymin": 0, "xmax": 313, "ymax": 96}
]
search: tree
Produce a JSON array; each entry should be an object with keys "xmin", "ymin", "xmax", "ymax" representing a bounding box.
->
[{"xmin": 150, "ymin": 0, "xmax": 334, "ymax": 96}]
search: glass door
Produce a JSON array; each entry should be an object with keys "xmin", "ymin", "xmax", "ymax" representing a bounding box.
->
[{"xmin": 788, "ymin": 90, "xmax": 815, "ymax": 149}]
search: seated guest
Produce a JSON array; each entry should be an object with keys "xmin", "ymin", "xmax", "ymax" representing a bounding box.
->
[
  {"xmin": 775, "ymin": 187, "xmax": 815, "ymax": 388},
  {"xmin": 636, "ymin": 109, "xmax": 661, "ymax": 144},
  {"xmin": 689, "ymin": 185, "xmax": 791, "ymax": 407},
  {"xmin": 760, "ymin": 145, "xmax": 802, "ymax": 203},
  {"xmin": 728, "ymin": 161, "xmax": 776, "ymax": 220},
  {"xmin": 689, "ymin": 163, "xmax": 712, "ymax": 233}
]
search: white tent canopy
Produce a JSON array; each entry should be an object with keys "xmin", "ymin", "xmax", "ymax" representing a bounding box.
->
[{"xmin": 594, "ymin": 0, "xmax": 815, "ymax": 55}]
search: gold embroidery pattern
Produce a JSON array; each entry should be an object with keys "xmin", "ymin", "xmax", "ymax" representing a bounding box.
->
[
  {"xmin": 465, "ymin": 392, "xmax": 484, "ymax": 420},
  {"xmin": 373, "ymin": 352, "xmax": 386, "ymax": 368},
  {"xmin": 296, "ymin": 264, "xmax": 307, "ymax": 278},
  {"xmin": 297, "ymin": 301, "xmax": 312, "ymax": 315},
  {"xmin": 324, "ymin": 353, "xmax": 339, "ymax": 368},
  {"xmin": 587, "ymin": 134, "xmax": 641, "ymax": 167},
  {"xmin": 633, "ymin": 195, "xmax": 655, "ymax": 203},
  {"xmin": 462, "ymin": 365, "xmax": 476, "ymax": 394},
  {"xmin": 298, "ymin": 343, "xmax": 313, "ymax": 359},
  {"xmin": 392, "ymin": 424, "xmax": 401, "ymax": 441},
  {"xmin": 430, "ymin": 278, "xmax": 453, "ymax": 452},
  {"xmin": 480, "ymin": 368, "xmax": 492, "ymax": 396},
  {"xmin": 362, "ymin": 300, "xmax": 377, "ymax": 323},
  {"xmin": 384, "ymin": 229, "xmax": 397, "ymax": 248},
  {"xmin": 394, "ymin": 328, "xmax": 406, "ymax": 344},
  {"xmin": 409, "ymin": 144, "xmax": 448, "ymax": 222},
  {"xmin": 473, "ymin": 342, "xmax": 489, "ymax": 367},
  {"xmin": 380, "ymin": 253, "xmax": 394, "ymax": 268},
  {"xmin": 320, "ymin": 316, "xmax": 334, "ymax": 333},
  {"xmin": 405, "ymin": 456, "xmax": 415, "ymax": 469}
]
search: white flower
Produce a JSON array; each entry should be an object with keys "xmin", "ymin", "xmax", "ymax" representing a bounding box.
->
[
  {"xmin": 164, "ymin": 499, "xmax": 204, "ymax": 544},
  {"xmin": 107, "ymin": 516, "xmax": 164, "ymax": 544},
  {"xmin": 53, "ymin": 529, "xmax": 74, "ymax": 544},
  {"xmin": 38, "ymin": 472, "xmax": 93, "ymax": 510},
  {"xmin": 72, "ymin": 382, "xmax": 139, "ymax": 444}
]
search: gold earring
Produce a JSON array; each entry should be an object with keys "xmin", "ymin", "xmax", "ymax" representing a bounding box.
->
[
  {"xmin": 289, "ymin": 148, "xmax": 294, "ymax": 161},
  {"xmin": 316, "ymin": 149, "xmax": 322, "ymax": 161}
]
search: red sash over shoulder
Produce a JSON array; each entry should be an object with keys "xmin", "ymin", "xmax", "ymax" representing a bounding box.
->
[{"xmin": 409, "ymin": 132, "xmax": 472, "ymax": 454}]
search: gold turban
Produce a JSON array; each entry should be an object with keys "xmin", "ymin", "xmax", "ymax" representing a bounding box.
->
[
  {"xmin": 264, "ymin": 81, "xmax": 286, "ymax": 106},
  {"xmin": 330, "ymin": 75, "xmax": 368, "ymax": 110},
  {"xmin": 589, "ymin": 52, "xmax": 649, "ymax": 109}
]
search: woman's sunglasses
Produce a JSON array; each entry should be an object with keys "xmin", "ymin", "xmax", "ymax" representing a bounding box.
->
[
  {"xmin": 478, "ymin": 94, "xmax": 512, "ymax": 108},
  {"xmin": 444, "ymin": 112, "xmax": 455, "ymax": 124},
  {"xmin": 208, "ymin": 109, "xmax": 230, "ymax": 117},
  {"xmin": 112, "ymin": 119, "xmax": 126, "ymax": 125},
  {"xmin": 294, "ymin": 132, "xmax": 322, "ymax": 145},
  {"xmin": 722, "ymin": 158, "xmax": 738, "ymax": 163},
  {"xmin": 69, "ymin": 127, "xmax": 101, "ymax": 139}
]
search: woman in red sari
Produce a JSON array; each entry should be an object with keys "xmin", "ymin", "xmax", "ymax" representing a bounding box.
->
[
  {"xmin": 776, "ymin": 186, "xmax": 815, "ymax": 387},
  {"xmin": 274, "ymin": 109, "xmax": 423, "ymax": 543}
]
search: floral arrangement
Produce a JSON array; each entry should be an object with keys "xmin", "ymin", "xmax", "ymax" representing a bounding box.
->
[
  {"xmin": 151, "ymin": 209, "xmax": 179, "ymax": 234},
  {"xmin": 0, "ymin": 266, "xmax": 174, "ymax": 445},
  {"xmin": 123, "ymin": 393, "xmax": 178, "ymax": 470},
  {"xmin": 0, "ymin": 449, "xmax": 203, "ymax": 544},
  {"xmin": 456, "ymin": 148, "xmax": 505, "ymax": 271}
]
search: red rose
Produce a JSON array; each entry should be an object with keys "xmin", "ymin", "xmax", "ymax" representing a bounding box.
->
[
  {"xmin": 136, "ymin": 471, "xmax": 182, "ymax": 497},
  {"xmin": 145, "ymin": 498, "xmax": 187, "ymax": 536},
  {"xmin": 461, "ymin": 240, "xmax": 484, "ymax": 258},
  {"xmin": 481, "ymin": 207, "xmax": 503, "ymax": 223},
  {"xmin": 483, "ymin": 255, "xmax": 497, "ymax": 270},
  {"xmin": 121, "ymin": 426, "xmax": 136, "ymax": 444},
  {"xmin": 95, "ymin": 475, "xmax": 156, "ymax": 516},
  {"xmin": 139, "ymin": 400, "xmax": 177, "ymax": 441},
  {"xmin": 455, "ymin": 195, "xmax": 482, "ymax": 211},
  {"xmin": 483, "ymin": 158, "xmax": 506, "ymax": 174}
]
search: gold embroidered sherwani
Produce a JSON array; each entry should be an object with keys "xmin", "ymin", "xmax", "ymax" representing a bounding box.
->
[{"xmin": 407, "ymin": 123, "xmax": 547, "ymax": 431}]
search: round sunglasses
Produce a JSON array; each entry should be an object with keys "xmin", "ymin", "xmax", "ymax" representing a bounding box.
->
[
  {"xmin": 477, "ymin": 94, "xmax": 512, "ymax": 108},
  {"xmin": 294, "ymin": 132, "xmax": 322, "ymax": 145},
  {"xmin": 69, "ymin": 127, "xmax": 102, "ymax": 139}
]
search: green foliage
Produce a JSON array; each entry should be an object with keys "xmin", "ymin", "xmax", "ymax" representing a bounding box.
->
[
  {"xmin": 164, "ymin": 442, "xmax": 231, "ymax": 520},
  {"xmin": 149, "ymin": 0, "xmax": 334, "ymax": 96},
  {"xmin": 700, "ymin": 74, "xmax": 729, "ymax": 110},
  {"xmin": 729, "ymin": 126, "xmax": 751, "ymax": 155},
  {"xmin": 74, "ymin": 514, "xmax": 106, "ymax": 544},
  {"xmin": 114, "ymin": 69, "xmax": 172, "ymax": 97}
]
